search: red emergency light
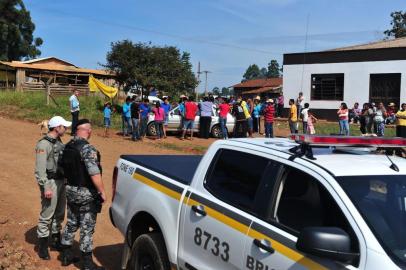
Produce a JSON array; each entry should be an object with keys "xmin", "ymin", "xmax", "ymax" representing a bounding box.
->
[{"xmin": 289, "ymin": 134, "xmax": 406, "ymax": 148}]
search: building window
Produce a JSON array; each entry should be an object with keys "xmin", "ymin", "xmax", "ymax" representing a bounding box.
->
[{"xmin": 311, "ymin": 74, "xmax": 344, "ymax": 101}]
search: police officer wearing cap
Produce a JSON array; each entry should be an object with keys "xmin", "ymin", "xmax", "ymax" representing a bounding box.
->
[
  {"xmin": 35, "ymin": 116, "xmax": 71, "ymax": 260},
  {"xmin": 60, "ymin": 119, "xmax": 106, "ymax": 270}
]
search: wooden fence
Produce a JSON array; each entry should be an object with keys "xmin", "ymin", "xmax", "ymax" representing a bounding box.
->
[{"xmin": 22, "ymin": 82, "xmax": 90, "ymax": 96}]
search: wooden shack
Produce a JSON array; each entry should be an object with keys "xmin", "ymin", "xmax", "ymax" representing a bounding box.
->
[{"xmin": 0, "ymin": 57, "xmax": 116, "ymax": 96}]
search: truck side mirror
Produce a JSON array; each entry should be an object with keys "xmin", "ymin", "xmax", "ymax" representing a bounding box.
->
[{"xmin": 296, "ymin": 227, "xmax": 359, "ymax": 263}]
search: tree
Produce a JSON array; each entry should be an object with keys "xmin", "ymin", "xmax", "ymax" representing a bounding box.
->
[
  {"xmin": 221, "ymin": 87, "xmax": 232, "ymax": 96},
  {"xmin": 242, "ymin": 64, "xmax": 261, "ymax": 81},
  {"xmin": 384, "ymin": 11, "xmax": 406, "ymax": 38},
  {"xmin": 259, "ymin": 67, "xmax": 268, "ymax": 78},
  {"xmin": 267, "ymin": 59, "xmax": 282, "ymax": 78},
  {"xmin": 104, "ymin": 40, "xmax": 198, "ymax": 96},
  {"xmin": 0, "ymin": 0, "xmax": 43, "ymax": 61},
  {"xmin": 212, "ymin": 87, "xmax": 220, "ymax": 95}
]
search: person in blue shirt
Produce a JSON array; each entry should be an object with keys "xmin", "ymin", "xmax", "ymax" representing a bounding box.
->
[
  {"xmin": 178, "ymin": 95, "xmax": 187, "ymax": 135},
  {"xmin": 103, "ymin": 102, "xmax": 113, "ymax": 137},
  {"xmin": 161, "ymin": 97, "xmax": 171, "ymax": 138},
  {"xmin": 253, "ymin": 98, "xmax": 262, "ymax": 133},
  {"xmin": 139, "ymin": 98, "xmax": 150, "ymax": 139},
  {"xmin": 122, "ymin": 97, "xmax": 132, "ymax": 136}
]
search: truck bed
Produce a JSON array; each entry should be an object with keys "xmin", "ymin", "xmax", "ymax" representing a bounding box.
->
[{"xmin": 120, "ymin": 155, "xmax": 202, "ymax": 185}]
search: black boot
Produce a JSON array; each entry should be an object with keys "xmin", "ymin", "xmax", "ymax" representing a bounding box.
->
[
  {"xmin": 60, "ymin": 245, "xmax": 80, "ymax": 266},
  {"xmin": 50, "ymin": 232, "xmax": 62, "ymax": 251},
  {"xmin": 38, "ymin": 237, "xmax": 50, "ymax": 260},
  {"xmin": 81, "ymin": 252, "xmax": 105, "ymax": 270}
]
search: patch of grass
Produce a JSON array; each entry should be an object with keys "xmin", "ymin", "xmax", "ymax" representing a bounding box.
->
[
  {"xmin": 0, "ymin": 91, "xmax": 124, "ymax": 129},
  {"xmin": 156, "ymin": 142, "xmax": 207, "ymax": 154}
]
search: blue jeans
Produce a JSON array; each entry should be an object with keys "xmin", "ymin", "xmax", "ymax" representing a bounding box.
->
[
  {"xmin": 140, "ymin": 116, "xmax": 148, "ymax": 137},
  {"xmin": 131, "ymin": 118, "xmax": 140, "ymax": 139},
  {"xmin": 375, "ymin": 121, "xmax": 385, "ymax": 137},
  {"xmin": 265, "ymin": 122, "xmax": 274, "ymax": 138},
  {"xmin": 302, "ymin": 121, "xmax": 308, "ymax": 134},
  {"xmin": 122, "ymin": 116, "xmax": 132, "ymax": 136},
  {"xmin": 219, "ymin": 117, "xmax": 228, "ymax": 139},
  {"xmin": 339, "ymin": 120, "xmax": 350, "ymax": 136},
  {"xmin": 155, "ymin": 121, "xmax": 164, "ymax": 138}
]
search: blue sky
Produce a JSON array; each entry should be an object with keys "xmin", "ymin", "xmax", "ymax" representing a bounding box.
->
[{"xmin": 25, "ymin": 0, "xmax": 405, "ymax": 92}]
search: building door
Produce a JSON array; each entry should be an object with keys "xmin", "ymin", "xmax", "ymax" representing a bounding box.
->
[{"xmin": 369, "ymin": 73, "xmax": 401, "ymax": 106}]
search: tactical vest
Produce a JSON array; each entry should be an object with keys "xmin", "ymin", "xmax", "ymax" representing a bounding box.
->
[{"xmin": 61, "ymin": 139, "xmax": 101, "ymax": 190}]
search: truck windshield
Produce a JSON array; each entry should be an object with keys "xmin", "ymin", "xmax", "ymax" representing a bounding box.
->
[{"xmin": 337, "ymin": 175, "xmax": 406, "ymax": 268}]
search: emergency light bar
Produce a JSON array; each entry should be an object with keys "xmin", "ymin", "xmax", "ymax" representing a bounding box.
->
[{"xmin": 290, "ymin": 134, "xmax": 406, "ymax": 148}]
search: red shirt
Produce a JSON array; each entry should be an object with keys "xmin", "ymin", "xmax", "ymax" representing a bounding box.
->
[
  {"xmin": 264, "ymin": 104, "xmax": 275, "ymax": 123},
  {"xmin": 185, "ymin": 101, "xmax": 198, "ymax": 120},
  {"xmin": 219, "ymin": 103, "xmax": 229, "ymax": 118}
]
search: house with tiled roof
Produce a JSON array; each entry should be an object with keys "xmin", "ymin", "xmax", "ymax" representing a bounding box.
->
[
  {"xmin": 283, "ymin": 37, "xmax": 406, "ymax": 119},
  {"xmin": 232, "ymin": 77, "xmax": 283, "ymax": 99}
]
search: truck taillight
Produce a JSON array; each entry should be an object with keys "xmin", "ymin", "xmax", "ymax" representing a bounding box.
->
[{"xmin": 112, "ymin": 166, "xmax": 118, "ymax": 202}]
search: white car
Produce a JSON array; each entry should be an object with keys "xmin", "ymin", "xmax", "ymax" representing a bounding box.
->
[
  {"xmin": 147, "ymin": 105, "xmax": 235, "ymax": 138},
  {"xmin": 110, "ymin": 135, "xmax": 406, "ymax": 270}
]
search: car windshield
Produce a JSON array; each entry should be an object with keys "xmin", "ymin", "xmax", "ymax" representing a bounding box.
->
[{"xmin": 337, "ymin": 175, "xmax": 406, "ymax": 267}]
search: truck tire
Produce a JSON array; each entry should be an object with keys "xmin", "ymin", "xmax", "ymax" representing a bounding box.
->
[
  {"xmin": 211, "ymin": 124, "xmax": 223, "ymax": 138},
  {"xmin": 147, "ymin": 122, "xmax": 157, "ymax": 136},
  {"xmin": 127, "ymin": 233, "xmax": 170, "ymax": 270}
]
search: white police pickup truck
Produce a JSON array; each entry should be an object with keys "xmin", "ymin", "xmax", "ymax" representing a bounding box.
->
[{"xmin": 110, "ymin": 135, "xmax": 406, "ymax": 270}]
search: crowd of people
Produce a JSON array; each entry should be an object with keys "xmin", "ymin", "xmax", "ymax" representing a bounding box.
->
[
  {"xmin": 104, "ymin": 93, "xmax": 288, "ymax": 141},
  {"xmin": 69, "ymin": 88, "xmax": 406, "ymax": 141}
]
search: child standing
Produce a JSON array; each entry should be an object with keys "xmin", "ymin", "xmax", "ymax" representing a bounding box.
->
[
  {"xmin": 152, "ymin": 102, "xmax": 165, "ymax": 140},
  {"xmin": 307, "ymin": 109, "xmax": 317, "ymax": 134},
  {"xmin": 301, "ymin": 103, "xmax": 310, "ymax": 134},
  {"xmin": 103, "ymin": 102, "xmax": 112, "ymax": 137}
]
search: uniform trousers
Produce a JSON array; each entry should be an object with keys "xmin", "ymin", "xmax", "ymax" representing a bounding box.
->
[
  {"xmin": 61, "ymin": 186, "xmax": 98, "ymax": 253},
  {"xmin": 37, "ymin": 179, "xmax": 66, "ymax": 238}
]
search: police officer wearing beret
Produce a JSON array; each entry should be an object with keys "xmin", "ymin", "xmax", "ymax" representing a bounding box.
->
[
  {"xmin": 60, "ymin": 119, "xmax": 106, "ymax": 270},
  {"xmin": 35, "ymin": 116, "xmax": 71, "ymax": 260}
]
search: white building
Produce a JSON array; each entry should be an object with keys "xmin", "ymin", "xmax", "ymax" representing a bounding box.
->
[{"xmin": 283, "ymin": 37, "xmax": 406, "ymax": 119}]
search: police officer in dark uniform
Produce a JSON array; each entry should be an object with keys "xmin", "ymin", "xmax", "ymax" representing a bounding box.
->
[{"xmin": 60, "ymin": 119, "xmax": 106, "ymax": 270}]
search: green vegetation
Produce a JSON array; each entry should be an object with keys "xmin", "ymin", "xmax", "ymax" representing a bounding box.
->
[{"xmin": 0, "ymin": 91, "xmax": 123, "ymax": 129}]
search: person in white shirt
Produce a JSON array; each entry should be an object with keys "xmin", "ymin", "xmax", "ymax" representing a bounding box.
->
[
  {"xmin": 296, "ymin": 92, "xmax": 305, "ymax": 119},
  {"xmin": 301, "ymin": 103, "xmax": 310, "ymax": 134},
  {"xmin": 69, "ymin": 90, "xmax": 80, "ymax": 135}
]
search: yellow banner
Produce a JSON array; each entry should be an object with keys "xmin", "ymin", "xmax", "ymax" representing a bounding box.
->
[{"xmin": 88, "ymin": 75, "xmax": 118, "ymax": 98}]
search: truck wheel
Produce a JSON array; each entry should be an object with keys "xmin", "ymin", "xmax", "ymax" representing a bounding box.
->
[
  {"xmin": 128, "ymin": 233, "xmax": 170, "ymax": 270},
  {"xmin": 147, "ymin": 122, "xmax": 157, "ymax": 136},
  {"xmin": 211, "ymin": 124, "xmax": 223, "ymax": 138}
]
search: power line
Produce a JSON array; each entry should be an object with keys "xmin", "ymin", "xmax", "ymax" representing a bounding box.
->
[{"xmin": 28, "ymin": 3, "xmax": 282, "ymax": 55}]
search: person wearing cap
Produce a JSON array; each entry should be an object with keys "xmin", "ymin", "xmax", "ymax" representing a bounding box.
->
[
  {"xmin": 263, "ymin": 99, "xmax": 275, "ymax": 138},
  {"xmin": 35, "ymin": 116, "xmax": 71, "ymax": 260},
  {"xmin": 60, "ymin": 119, "xmax": 106, "ymax": 270}
]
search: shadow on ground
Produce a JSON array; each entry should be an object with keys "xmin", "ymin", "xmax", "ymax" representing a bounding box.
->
[{"xmin": 94, "ymin": 243, "xmax": 124, "ymax": 270}]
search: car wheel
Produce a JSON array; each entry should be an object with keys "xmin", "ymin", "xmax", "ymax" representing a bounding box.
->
[
  {"xmin": 148, "ymin": 122, "xmax": 157, "ymax": 136},
  {"xmin": 211, "ymin": 124, "xmax": 222, "ymax": 138},
  {"xmin": 127, "ymin": 233, "xmax": 170, "ymax": 270}
]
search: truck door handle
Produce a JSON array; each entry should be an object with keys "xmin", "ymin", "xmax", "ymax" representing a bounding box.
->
[
  {"xmin": 191, "ymin": 205, "xmax": 207, "ymax": 216},
  {"xmin": 253, "ymin": 239, "xmax": 275, "ymax": 254}
]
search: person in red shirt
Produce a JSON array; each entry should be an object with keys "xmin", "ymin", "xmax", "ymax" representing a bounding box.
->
[
  {"xmin": 218, "ymin": 98, "xmax": 230, "ymax": 139},
  {"xmin": 264, "ymin": 99, "xmax": 275, "ymax": 138},
  {"xmin": 181, "ymin": 96, "xmax": 198, "ymax": 140}
]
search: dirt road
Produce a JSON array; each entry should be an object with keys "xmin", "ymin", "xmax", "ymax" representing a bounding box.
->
[{"xmin": 0, "ymin": 116, "xmax": 215, "ymax": 270}]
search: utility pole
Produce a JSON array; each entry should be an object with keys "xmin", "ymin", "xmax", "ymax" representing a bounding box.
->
[
  {"xmin": 195, "ymin": 62, "xmax": 201, "ymax": 101},
  {"xmin": 201, "ymin": 70, "xmax": 211, "ymax": 96}
]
